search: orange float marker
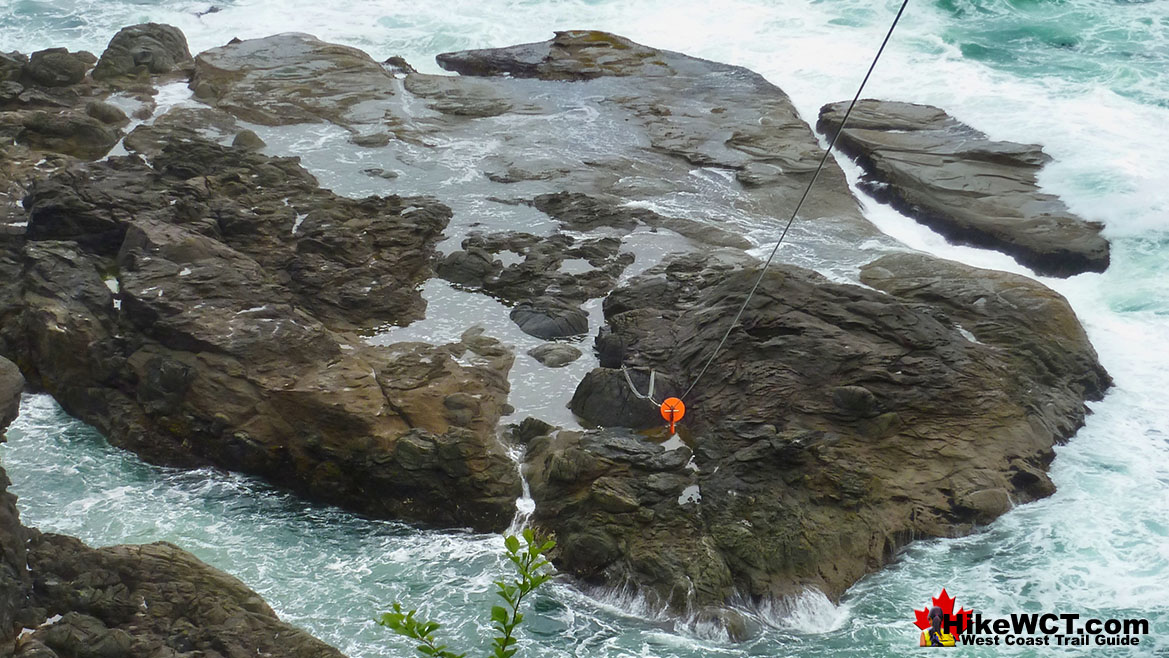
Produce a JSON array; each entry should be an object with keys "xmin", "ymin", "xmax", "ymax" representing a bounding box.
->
[{"xmin": 660, "ymin": 397, "xmax": 686, "ymax": 434}]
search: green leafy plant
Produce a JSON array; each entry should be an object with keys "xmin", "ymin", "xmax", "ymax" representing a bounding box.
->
[{"xmin": 379, "ymin": 528, "xmax": 556, "ymax": 658}]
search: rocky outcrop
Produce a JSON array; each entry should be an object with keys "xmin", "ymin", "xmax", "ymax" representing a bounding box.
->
[
  {"xmin": 0, "ymin": 24, "xmax": 1117, "ymax": 638},
  {"xmin": 3, "ymin": 454, "xmax": 345, "ymax": 656},
  {"xmin": 189, "ymin": 33, "xmax": 395, "ymax": 126},
  {"xmin": 11, "ymin": 534, "xmax": 346, "ymax": 657},
  {"xmin": 1, "ymin": 358, "xmax": 28, "ymax": 647},
  {"xmin": 0, "ymin": 23, "xmax": 194, "ymax": 234},
  {"xmin": 25, "ymin": 49, "xmax": 89, "ymax": 88},
  {"xmin": 530, "ymin": 250, "xmax": 1108, "ymax": 618},
  {"xmin": 1, "ymin": 128, "xmax": 521, "ymax": 531},
  {"xmin": 817, "ymin": 99, "xmax": 1109, "ymax": 277},
  {"xmin": 91, "ymin": 23, "xmax": 192, "ymax": 80},
  {"xmin": 0, "ymin": 356, "xmax": 20, "ymax": 434}
]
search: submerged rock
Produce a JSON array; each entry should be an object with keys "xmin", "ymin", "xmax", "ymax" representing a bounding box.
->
[
  {"xmin": 528, "ymin": 343, "xmax": 582, "ymax": 368},
  {"xmin": 531, "ymin": 250, "xmax": 1108, "ymax": 618},
  {"xmin": 817, "ymin": 99, "xmax": 1109, "ymax": 276}
]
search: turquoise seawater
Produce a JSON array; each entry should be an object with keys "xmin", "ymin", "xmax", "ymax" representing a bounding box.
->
[{"xmin": 2, "ymin": 1, "xmax": 1168, "ymax": 656}]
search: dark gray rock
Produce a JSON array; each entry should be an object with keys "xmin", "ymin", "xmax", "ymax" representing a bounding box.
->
[
  {"xmin": 0, "ymin": 51, "xmax": 27, "ymax": 83},
  {"xmin": 92, "ymin": 23, "xmax": 192, "ymax": 80},
  {"xmin": 568, "ymin": 368, "xmax": 665, "ymax": 429},
  {"xmin": 439, "ymin": 231, "xmax": 634, "ymax": 305},
  {"xmin": 17, "ymin": 111, "xmax": 120, "ymax": 160},
  {"xmin": 84, "ymin": 100, "xmax": 129, "ymax": 126},
  {"xmin": 529, "ymin": 249, "xmax": 1109, "ymax": 620},
  {"xmin": 231, "ymin": 128, "xmax": 266, "ymax": 150},
  {"xmin": 26, "ymin": 48, "xmax": 88, "ymax": 87},
  {"xmin": 0, "ymin": 356, "xmax": 21, "ymax": 434},
  {"xmin": 817, "ymin": 99, "xmax": 1109, "ymax": 276},
  {"xmin": 527, "ymin": 343, "xmax": 582, "ymax": 368},
  {"xmin": 511, "ymin": 298, "xmax": 589, "ymax": 339}
]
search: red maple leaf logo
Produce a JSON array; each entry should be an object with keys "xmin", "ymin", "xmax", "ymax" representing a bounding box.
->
[{"xmin": 914, "ymin": 588, "xmax": 970, "ymax": 633}]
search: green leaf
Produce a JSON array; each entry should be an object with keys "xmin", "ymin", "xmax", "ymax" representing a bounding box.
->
[
  {"xmin": 504, "ymin": 534, "xmax": 521, "ymax": 554},
  {"xmin": 491, "ymin": 606, "xmax": 509, "ymax": 625}
]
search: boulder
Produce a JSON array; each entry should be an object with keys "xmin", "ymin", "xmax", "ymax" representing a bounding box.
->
[
  {"xmin": 568, "ymin": 368, "xmax": 665, "ymax": 429},
  {"xmin": 26, "ymin": 48, "xmax": 88, "ymax": 87},
  {"xmin": 0, "ymin": 51, "xmax": 27, "ymax": 83},
  {"xmin": 84, "ymin": 100, "xmax": 129, "ymax": 126},
  {"xmin": 817, "ymin": 99, "xmax": 1109, "ymax": 276},
  {"xmin": 231, "ymin": 128, "xmax": 266, "ymax": 150},
  {"xmin": 17, "ymin": 111, "xmax": 120, "ymax": 160},
  {"xmin": 92, "ymin": 23, "xmax": 192, "ymax": 80},
  {"xmin": 528, "ymin": 250, "xmax": 1109, "ymax": 620},
  {"xmin": 510, "ymin": 298, "xmax": 589, "ymax": 339},
  {"xmin": 527, "ymin": 343, "xmax": 582, "ymax": 368}
]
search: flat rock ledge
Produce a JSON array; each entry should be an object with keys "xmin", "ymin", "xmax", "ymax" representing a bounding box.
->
[{"xmin": 818, "ymin": 99, "xmax": 1109, "ymax": 277}]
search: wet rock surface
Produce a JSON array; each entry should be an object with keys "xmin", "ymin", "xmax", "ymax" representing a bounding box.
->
[
  {"xmin": 13, "ymin": 534, "xmax": 348, "ymax": 657},
  {"xmin": 189, "ymin": 32, "xmax": 395, "ymax": 126},
  {"xmin": 0, "ymin": 356, "xmax": 20, "ymax": 433},
  {"xmin": 529, "ymin": 249, "xmax": 1108, "ymax": 616},
  {"xmin": 2, "ymin": 451, "xmax": 345, "ymax": 655},
  {"xmin": 1, "ymin": 359, "xmax": 28, "ymax": 647},
  {"xmin": 1, "ymin": 125, "xmax": 521, "ymax": 532},
  {"xmin": 0, "ymin": 22, "xmax": 1118, "ymax": 640},
  {"xmin": 818, "ymin": 99, "xmax": 1109, "ymax": 277}
]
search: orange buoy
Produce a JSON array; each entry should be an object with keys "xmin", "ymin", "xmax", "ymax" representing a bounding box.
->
[{"xmin": 660, "ymin": 397, "xmax": 686, "ymax": 434}]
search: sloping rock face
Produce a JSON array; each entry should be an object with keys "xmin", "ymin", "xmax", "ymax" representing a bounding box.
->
[
  {"xmin": 0, "ymin": 130, "xmax": 520, "ymax": 531},
  {"xmin": 3, "ymin": 426, "xmax": 344, "ymax": 656},
  {"xmin": 817, "ymin": 99, "xmax": 1109, "ymax": 277},
  {"xmin": 12, "ymin": 534, "xmax": 346, "ymax": 657},
  {"xmin": 0, "ymin": 356, "xmax": 20, "ymax": 433},
  {"xmin": 1, "ymin": 358, "xmax": 29, "ymax": 647},
  {"xmin": 529, "ymin": 250, "xmax": 1108, "ymax": 616},
  {"xmin": 189, "ymin": 33, "xmax": 395, "ymax": 126}
]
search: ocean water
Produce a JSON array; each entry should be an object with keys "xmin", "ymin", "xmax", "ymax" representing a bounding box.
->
[{"xmin": 2, "ymin": 0, "xmax": 1168, "ymax": 656}]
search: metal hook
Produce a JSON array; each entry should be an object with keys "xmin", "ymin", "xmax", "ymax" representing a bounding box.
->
[{"xmin": 621, "ymin": 366, "xmax": 658, "ymax": 405}]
